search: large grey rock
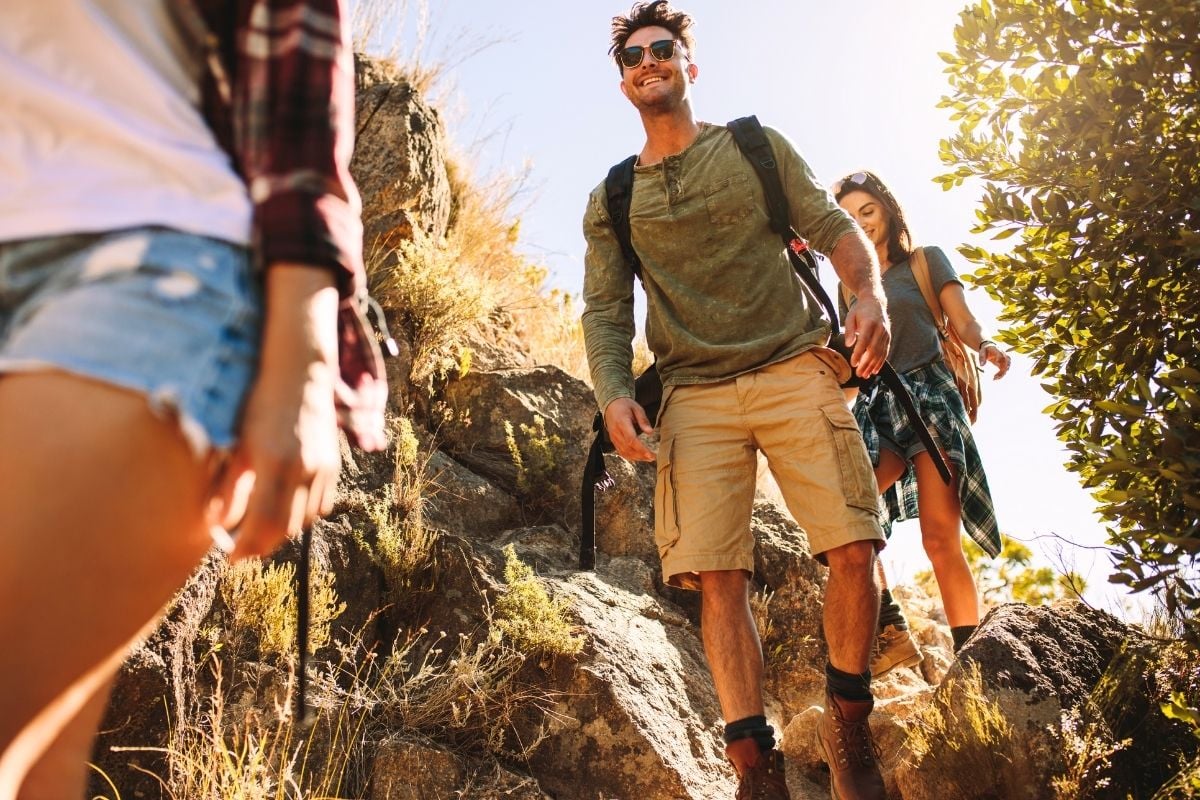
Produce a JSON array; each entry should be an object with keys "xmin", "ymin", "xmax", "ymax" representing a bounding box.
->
[
  {"xmin": 353, "ymin": 55, "xmax": 451, "ymax": 252},
  {"xmin": 440, "ymin": 366, "xmax": 597, "ymax": 529},
  {"xmin": 423, "ymin": 449, "xmax": 521, "ymax": 537},
  {"xmin": 892, "ymin": 602, "xmax": 1141, "ymax": 799},
  {"xmin": 529, "ymin": 563, "xmax": 736, "ymax": 800}
]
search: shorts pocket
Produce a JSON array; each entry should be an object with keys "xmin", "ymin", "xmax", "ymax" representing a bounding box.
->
[
  {"xmin": 820, "ymin": 402, "xmax": 879, "ymax": 513},
  {"xmin": 705, "ymin": 175, "xmax": 755, "ymax": 227},
  {"xmin": 653, "ymin": 436, "xmax": 680, "ymax": 552}
]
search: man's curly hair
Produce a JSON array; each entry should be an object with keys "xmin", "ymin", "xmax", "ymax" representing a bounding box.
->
[{"xmin": 608, "ymin": 1, "xmax": 696, "ymax": 75}]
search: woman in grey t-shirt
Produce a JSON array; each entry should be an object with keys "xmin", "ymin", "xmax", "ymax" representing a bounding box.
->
[{"xmin": 833, "ymin": 170, "xmax": 1011, "ymax": 676}]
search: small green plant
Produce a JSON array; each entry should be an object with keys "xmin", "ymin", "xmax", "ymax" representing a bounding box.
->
[
  {"xmin": 221, "ymin": 558, "xmax": 345, "ymax": 663},
  {"xmin": 493, "ymin": 544, "xmax": 583, "ymax": 660},
  {"xmin": 504, "ymin": 415, "xmax": 566, "ymax": 515},
  {"xmin": 360, "ymin": 485, "xmax": 439, "ymax": 607},
  {"xmin": 355, "ymin": 418, "xmax": 441, "ymax": 607}
]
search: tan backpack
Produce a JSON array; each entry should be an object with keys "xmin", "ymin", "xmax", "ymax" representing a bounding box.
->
[{"xmin": 909, "ymin": 247, "xmax": 984, "ymax": 423}]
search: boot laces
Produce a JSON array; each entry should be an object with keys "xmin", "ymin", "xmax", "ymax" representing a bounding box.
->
[{"xmin": 833, "ymin": 716, "xmax": 879, "ymax": 769}]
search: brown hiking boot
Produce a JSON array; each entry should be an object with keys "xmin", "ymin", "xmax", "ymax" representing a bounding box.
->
[
  {"xmin": 816, "ymin": 693, "xmax": 885, "ymax": 800},
  {"xmin": 734, "ymin": 748, "xmax": 791, "ymax": 800},
  {"xmin": 869, "ymin": 624, "xmax": 923, "ymax": 678}
]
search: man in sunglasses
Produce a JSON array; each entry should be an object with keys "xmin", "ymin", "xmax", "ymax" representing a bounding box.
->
[{"xmin": 581, "ymin": 3, "xmax": 892, "ymax": 799}]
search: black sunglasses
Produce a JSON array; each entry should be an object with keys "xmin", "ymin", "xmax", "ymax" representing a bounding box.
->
[{"xmin": 618, "ymin": 39, "xmax": 683, "ymax": 69}]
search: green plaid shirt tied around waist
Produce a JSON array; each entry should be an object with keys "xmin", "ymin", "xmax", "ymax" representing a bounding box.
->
[{"xmin": 854, "ymin": 360, "xmax": 1002, "ymax": 557}]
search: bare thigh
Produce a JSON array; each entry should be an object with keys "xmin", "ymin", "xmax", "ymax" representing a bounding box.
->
[{"xmin": 0, "ymin": 372, "xmax": 217, "ymax": 794}]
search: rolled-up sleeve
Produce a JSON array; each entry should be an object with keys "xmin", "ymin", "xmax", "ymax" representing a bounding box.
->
[
  {"xmin": 581, "ymin": 187, "xmax": 636, "ymax": 413},
  {"xmin": 237, "ymin": 0, "xmax": 364, "ymax": 298}
]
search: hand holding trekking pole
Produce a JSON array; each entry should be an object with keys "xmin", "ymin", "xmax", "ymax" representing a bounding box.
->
[{"xmin": 604, "ymin": 397, "xmax": 657, "ymax": 462}]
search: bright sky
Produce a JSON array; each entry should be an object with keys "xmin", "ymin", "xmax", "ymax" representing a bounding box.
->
[{"xmin": 371, "ymin": 1, "xmax": 1140, "ymax": 615}]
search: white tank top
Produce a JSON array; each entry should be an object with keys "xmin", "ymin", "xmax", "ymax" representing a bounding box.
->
[{"xmin": 0, "ymin": 1, "xmax": 252, "ymax": 245}]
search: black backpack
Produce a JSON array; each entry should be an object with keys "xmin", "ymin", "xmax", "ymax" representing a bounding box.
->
[{"xmin": 578, "ymin": 115, "xmax": 947, "ymax": 570}]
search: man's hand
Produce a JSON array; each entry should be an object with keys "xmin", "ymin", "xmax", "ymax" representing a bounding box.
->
[
  {"xmin": 603, "ymin": 397, "xmax": 656, "ymax": 462},
  {"xmin": 843, "ymin": 293, "xmax": 891, "ymax": 379},
  {"xmin": 209, "ymin": 265, "xmax": 341, "ymax": 561}
]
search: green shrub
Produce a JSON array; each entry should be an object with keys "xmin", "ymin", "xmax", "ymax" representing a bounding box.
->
[
  {"xmin": 503, "ymin": 415, "xmax": 566, "ymax": 516},
  {"xmin": 493, "ymin": 545, "xmax": 583, "ymax": 660},
  {"xmin": 221, "ymin": 558, "xmax": 344, "ymax": 663}
]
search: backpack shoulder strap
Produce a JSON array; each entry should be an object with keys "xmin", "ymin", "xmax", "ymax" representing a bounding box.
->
[
  {"xmin": 605, "ymin": 154, "xmax": 642, "ymax": 280},
  {"xmin": 908, "ymin": 247, "xmax": 950, "ymax": 336},
  {"xmin": 727, "ymin": 115, "xmax": 842, "ymax": 327},
  {"xmin": 727, "ymin": 115, "xmax": 790, "ymax": 236}
]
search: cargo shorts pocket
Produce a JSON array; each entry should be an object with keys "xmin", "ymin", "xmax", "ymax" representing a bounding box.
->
[
  {"xmin": 820, "ymin": 402, "xmax": 879, "ymax": 513},
  {"xmin": 653, "ymin": 436, "xmax": 680, "ymax": 553}
]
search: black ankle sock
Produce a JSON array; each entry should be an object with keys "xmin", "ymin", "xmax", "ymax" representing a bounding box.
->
[
  {"xmin": 878, "ymin": 589, "xmax": 908, "ymax": 630},
  {"xmin": 724, "ymin": 715, "xmax": 776, "ymax": 753},
  {"xmin": 825, "ymin": 662, "xmax": 872, "ymax": 702},
  {"xmin": 951, "ymin": 625, "xmax": 977, "ymax": 652}
]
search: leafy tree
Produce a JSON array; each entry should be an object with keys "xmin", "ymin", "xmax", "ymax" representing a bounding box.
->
[{"xmin": 937, "ymin": 0, "xmax": 1200, "ymax": 637}]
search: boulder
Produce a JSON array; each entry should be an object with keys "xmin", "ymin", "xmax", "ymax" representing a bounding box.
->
[
  {"xmin": 528, "ymin": 563, "xmax": 736, "ymax": 800},
  {"xmin": 353, "ymin": 55, "xmax": 452, "ymax": 253},
  {"xmin": 439, "ymin": 366, "xmax": 597, "ymax": 530},
  {"xmin": 893, "ymin": 601, "xmax": 1141, "ymax": 799}
]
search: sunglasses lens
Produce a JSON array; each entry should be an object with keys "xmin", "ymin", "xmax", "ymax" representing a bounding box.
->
[
  {"xmin": 649, "ymin": 39, "xmax": 676, "ymax": 61},
  {"xmin": 619, "ymin": 46, "xmax": 644, "ymax": 68},
  {"xmin": 834, "ymin": 172, "xmax": 870, "ymax": 196}
]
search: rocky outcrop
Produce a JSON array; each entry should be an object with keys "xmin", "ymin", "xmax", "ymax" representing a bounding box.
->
[{"xmin": 353, "ymin": 55, "xmax": 452, "ymax": 253}]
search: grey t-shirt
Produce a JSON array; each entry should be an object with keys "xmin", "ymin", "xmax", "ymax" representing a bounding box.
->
[{"xmin": 840, "ymin": 246, "xmax": 961, "ymax": 374}]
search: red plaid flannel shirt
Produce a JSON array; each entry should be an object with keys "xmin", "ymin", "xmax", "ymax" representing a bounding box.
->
[{"xmin": 178, "ymin": 0, "xmax": 387, "ymax": 451}]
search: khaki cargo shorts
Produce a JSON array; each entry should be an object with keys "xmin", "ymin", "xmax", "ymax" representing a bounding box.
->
[{"xmin": 654, "ymin": 348, "xmax": 884, "ymax": 590}]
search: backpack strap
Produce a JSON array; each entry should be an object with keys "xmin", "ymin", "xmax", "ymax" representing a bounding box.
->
[
  {"xmin": 727, "ymin": 115, "xmax": 842, "ymax": 328},
  {"xmin": 605, "ymin": 154, "xmax": 642, "ymax": 281},
  {"xmin": 580, "ymin": 154, "xmax": 643, "ymax": 570},
  {"xmin": 907, "ymin": 246, "xmax": 951, "ymax": 339},
  {"xmin": 728, "ymin": 115, "xmax": 790, "ymax": 237}
]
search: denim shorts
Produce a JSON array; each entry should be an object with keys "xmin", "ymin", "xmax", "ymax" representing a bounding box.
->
[{"xmin": 0, "ymin": 227, "xmax": 262, "ymax": 454}]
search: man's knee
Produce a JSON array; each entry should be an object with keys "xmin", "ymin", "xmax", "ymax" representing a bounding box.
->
[
  {"xmin": 699, "ymin": 569, "xmax": 751, "ymax": 600},
  {"xmin": 822, "ymin": 540, "xmax": 878, "ymax": 576}
]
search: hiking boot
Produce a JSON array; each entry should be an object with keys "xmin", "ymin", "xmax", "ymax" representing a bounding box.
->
[
  {"xmin": 734, "ymin": 747, "xmax": 791, "ymax": 800},
  {"xmin": 869, "ymin": 624, "xmax": 923, "ymax": 678},
  {"xmin": 816, "ymin": 693, "xmax": 885, "ymax": 800}
]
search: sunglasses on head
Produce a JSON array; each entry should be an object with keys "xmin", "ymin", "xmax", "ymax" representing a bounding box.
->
[
  {"xmin": 832, "ymin": 172, "xmax": 871, "ymax": 197},
  {"xmin": 618, "ymin": 38, "xmax": 683, "ymax": 69}
]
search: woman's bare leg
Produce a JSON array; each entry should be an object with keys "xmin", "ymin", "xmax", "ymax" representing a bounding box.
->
[
  {"xmin": 912, "ymin": 452, "xmax": 980, "ymax": 627},
  {"xmin": 0, "ymin": 372, "xmax": 217, "ymax": 799}
]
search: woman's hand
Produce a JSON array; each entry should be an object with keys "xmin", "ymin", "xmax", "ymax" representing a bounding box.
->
[
  {"xmin": 979, "ymin": 341, "xmax": 1011, "ymax": 379},
  {"xmin": 209, "ymin": 265, "xmax": 341, "ymax": 561}
]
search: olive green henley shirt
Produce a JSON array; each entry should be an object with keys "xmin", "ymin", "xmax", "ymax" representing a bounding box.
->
[{"xmin": 581, "ymin": 122, "xmax": 858, "ymax": 413}]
